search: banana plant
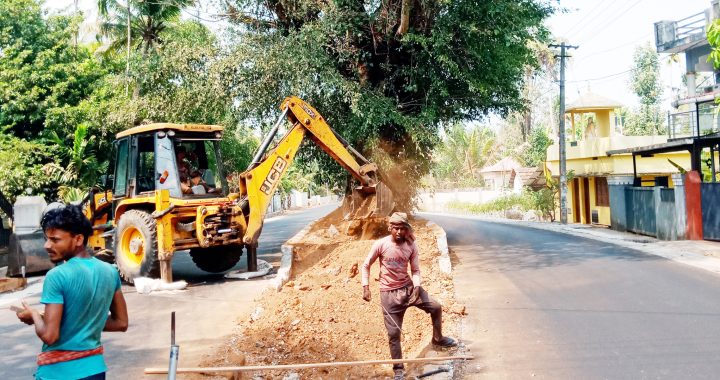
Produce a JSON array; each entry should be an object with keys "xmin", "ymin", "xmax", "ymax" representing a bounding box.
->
[{"xmin": 43, "ymin": 124, "xmax": 108, "ymax": 190}]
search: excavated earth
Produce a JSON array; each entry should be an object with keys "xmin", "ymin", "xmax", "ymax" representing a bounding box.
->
[{"xmin": 194, "ymin": 208, "xmax": 463, "ymax": 379}]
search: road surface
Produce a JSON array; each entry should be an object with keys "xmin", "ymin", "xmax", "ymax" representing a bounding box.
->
[
  {"xmin": 423, "ymin": 214, "xmax": 720, "ymax": 380},
  {"xmin": 0, "ymin": 204, "xmax": 337, "ymax": 379}
]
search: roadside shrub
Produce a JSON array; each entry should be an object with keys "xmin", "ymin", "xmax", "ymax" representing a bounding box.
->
[{"xmin": 447, "ymin": 188, "xmax": 553, "ymax": 220}]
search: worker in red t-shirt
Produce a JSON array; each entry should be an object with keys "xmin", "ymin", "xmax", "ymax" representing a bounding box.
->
[{"xmin": 361, "ymin": 212, "xmax": 457, "ymax": 380}]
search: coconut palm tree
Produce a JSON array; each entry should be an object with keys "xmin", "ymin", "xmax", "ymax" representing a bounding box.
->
[{"xmin": 97, "ymin": 0, "xmax": 194, "ymax": 55}]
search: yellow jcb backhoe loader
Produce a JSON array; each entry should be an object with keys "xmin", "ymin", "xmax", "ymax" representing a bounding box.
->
[{"xmin": 82, "ymin": 97, "xmax": 394, "ymax": 283}]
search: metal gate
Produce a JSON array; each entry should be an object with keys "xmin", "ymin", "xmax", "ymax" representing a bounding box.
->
[
  {"xmin": 701, "ymin": 183, "xmax": 720, "ymax": 240},
  {"xmin": 625, "ymin": 187, "xmax": 656, "ymax": 237}
]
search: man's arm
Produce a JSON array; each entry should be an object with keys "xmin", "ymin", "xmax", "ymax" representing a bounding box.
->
[
  {"xmin": 17, "ymin": 301, "xmax": 63, "ymax": 345},
  {"xmin": 103, "ymin": 289, "xmax": 128, "ymax": 332},
  {"xmin": 361, "ymin": 241, "xmax": 381, "ymax": 287},
  {"xmin": 361, "ymin": 241, "xmax": 382, "ymax": 302},
  {"xmin": 410, "ymin": 243, "xmax": 421, "ymax": 287}
]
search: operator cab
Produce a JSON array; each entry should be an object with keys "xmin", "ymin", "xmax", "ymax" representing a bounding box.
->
[{"xmin": 112, "ymin": 124, "xmax": 229, "ymax": 200}]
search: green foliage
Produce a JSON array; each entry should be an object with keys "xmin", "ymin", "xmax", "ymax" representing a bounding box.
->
[
  {"xmin": 431, "ymin": 123, "xmax": 496, "ymax": 189},
  {"xmin": 631, "ymin": 44, "xmax": 662, "ymax": 107},
  {"xmin": 707, "ymin": 19, "xmax": 720, "ymax": 68},
  {"xmin": 448, "ymin": 192, "xmax": 535, "ymax": 214},
  {"xmin": 447, "ymin": 168, "xmax": 572, "ymax": 222},
  {"xmin": 0, "ymin": 0, "xmax": 107, "ymax": 137},
  {"xmin": 0, "ymin": 133, "xmax": 54, "ymax": 202},
  {"xmin": 618, "ymin": 106, "xmax": 665, "ymax": 136},
  {"xmin": 518, "ymin": 127, "xmax": 552, "ymax": 167},
  {"xmin": 43, "ymin": 124, "xmax": 108, "ymax": 188},
  {"xmin": 221, "ymin": 126, "xmax": 259, "ymax": 174},
  {"xmin": 220, "ymin": 0, "xmax": 555, "ymax": 208},
  {"xmin": 623, "ymin": 44, "xmax": 664, "ymax": 136},
  {"xmin": 98, "ymin": 0, "xmax": 194, "ymax": 54},
  {"xmin": 57, "ymin": 186, "xmax": 87, "ymax": 203},
  {"xmin": 125, "ymin": 21, "xmax": 234, "ymax": 123}
]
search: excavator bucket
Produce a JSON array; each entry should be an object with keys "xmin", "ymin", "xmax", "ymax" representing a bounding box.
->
[
  {"xmin": 342, "ymin": 181, "xmax": 395, "ymax": 220},
  {"xmin": 7, "ymin": 231, "xmax": 53, "ymax": 277}
]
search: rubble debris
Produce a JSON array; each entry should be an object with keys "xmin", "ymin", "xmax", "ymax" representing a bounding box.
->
[
  {"xmin": 133, "ymin": 277, "xmax": 187, "ymax": 294},
  {"xmin": 348, "ymin": 262, "xmax": 359, "ymax": 278},
  {"xmin": 198, "ymin": 208, "xmax": 460, "ymax": 379}
]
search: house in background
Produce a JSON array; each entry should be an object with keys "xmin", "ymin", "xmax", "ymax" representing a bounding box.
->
[
  {"xmin": 656, "ymin": 0, "xmax": 720, "ymax": 139},
  {"xmin": 546, "ymin": 91, "xmax": 691, "ymax": 226},
  {"xmin": 417, "ymin": 158, "xmax": 545, "ymax": 213},
  {"xmin": 597, "ymin": 1, "xmax": 720, "ymax": 241},
  {"xmin": 514, "ymin": 166, "xmax": 546, "ymax": 192},
  {"xmin": 479, "ymin": 157, "xmax": 520, "ymax": 191}
]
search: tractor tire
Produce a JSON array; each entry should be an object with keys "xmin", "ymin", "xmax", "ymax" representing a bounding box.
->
[
  {"xmin": 189, "ymin": 244, "xmax": 242, "ymax": 273},
  {"xmin": 114, "ymin": 210, "xmax": 159, "ymax": 283}
]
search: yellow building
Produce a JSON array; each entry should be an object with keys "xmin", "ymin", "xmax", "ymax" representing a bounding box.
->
[{"xmin": 545, "ymin": 91, "xmax": 691, "ymax": 226}]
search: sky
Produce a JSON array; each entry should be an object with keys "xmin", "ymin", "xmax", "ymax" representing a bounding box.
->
[
  {"xmin": 547, "ymin": 0, "xmax": 713, "ymax": 109},
  {"xmin": 50, "ymin": 0, "xmax": 713, "ymax": 111}
]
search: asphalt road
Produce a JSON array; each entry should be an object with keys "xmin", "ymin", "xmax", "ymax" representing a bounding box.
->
[
  {"xmin": 423, "ymin": 214, "xmax": 720, "ymax": 380},
  {"xmin": 0, "ymin": 204, "xmax": 337, "ymax": 380}
]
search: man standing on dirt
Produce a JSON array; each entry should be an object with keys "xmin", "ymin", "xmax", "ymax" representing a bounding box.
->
[
  {"xmin": 361, "ymin": 212, "xmax": 457, "ymax": 380},
  {"xmin": 15, "ymin": 204, "xmax": 128, "ymax": 380}
]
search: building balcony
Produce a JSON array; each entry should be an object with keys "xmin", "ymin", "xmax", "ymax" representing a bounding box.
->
[
  {"xmin": 668, "ymin": 102, "xmax": 720, "ymax": 139},
  {"xmin": 547, "ymin": 135, "xmax": 670, "ymax": 162},
  {"xmin": 655, "ymin": 10, "xmax": 710, "ymax": 54}
]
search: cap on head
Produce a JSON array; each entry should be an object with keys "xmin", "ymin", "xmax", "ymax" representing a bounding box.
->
[{"xmin": 388, "ymin": 212, "xmax": 410, "ymax": 228}]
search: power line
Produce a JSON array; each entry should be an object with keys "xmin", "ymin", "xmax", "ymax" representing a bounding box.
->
[
  {"xmin": 581, "ymin": 0, "xmax": 647, "ymax": 44},
  {"xmin": 575, "ymin": 32, "xmax": 652, "ymax": 63},
  {"xmin": 564, "ymin": 0, "xmax": 622, "ymax": 37},
  {"xmin": 566, "ymin": 69, "xmax": 632, "ymax": 83},
  {"xmin": 567, "ymin": 0, "xmax": 624, "ymax": 38}
]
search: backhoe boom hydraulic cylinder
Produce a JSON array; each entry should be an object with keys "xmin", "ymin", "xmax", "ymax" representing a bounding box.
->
[{"xmin": 250, "ymin": 107, "xmax": 289, "ymax": 167}]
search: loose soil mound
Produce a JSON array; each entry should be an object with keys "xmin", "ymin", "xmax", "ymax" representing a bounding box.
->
[{"xmin": 197, "ymin": 208, "xmax": 461, "ymax": 379}]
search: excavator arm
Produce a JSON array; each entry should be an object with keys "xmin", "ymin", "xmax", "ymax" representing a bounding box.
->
[{"xmin": 238, "ymin": 97, "xmax": 394, "ymax": 245}]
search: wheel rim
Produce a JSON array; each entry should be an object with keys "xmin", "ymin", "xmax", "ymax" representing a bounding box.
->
[{"xmin": 120, "ymin": 226, "xmax": 145, "ymax": 267}]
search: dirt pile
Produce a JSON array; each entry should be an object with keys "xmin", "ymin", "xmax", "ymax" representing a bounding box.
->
[{"xmin": 199, "ymin": 208, "xmax": 462, "ymax": 379}]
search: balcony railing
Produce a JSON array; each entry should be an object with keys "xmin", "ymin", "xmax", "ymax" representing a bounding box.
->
[
  {"xmin": 668, "ymin": 103, "xmax": 720, "ymax": 139},
  {"xmin": 655, "ymin": 10, "xmax": 709, "ymax": 53}
]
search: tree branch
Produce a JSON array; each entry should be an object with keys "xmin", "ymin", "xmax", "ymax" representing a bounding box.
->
[{"xmin": 396, "ymin": 0, "xmax": 411, "ymax": 36}]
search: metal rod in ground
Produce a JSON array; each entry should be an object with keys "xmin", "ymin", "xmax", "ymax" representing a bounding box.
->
[
  {"xmin": 168, "ymin": 312, "xmax": 179, "ymax": 380},
  {"xmin": 416, "ymin": 366, "xmax": 449, "ymax": 379},
  {"xmin": 144, "ymin": 355, "xmax": 474, "ymax": 374}
]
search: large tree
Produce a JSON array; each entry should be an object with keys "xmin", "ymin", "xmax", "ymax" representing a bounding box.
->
[
  {"xmin": 431, "ymin": 123, "xmax": 496, "ymax": 189},
  {"xmin": 97, "ymin": 0, "xmax": 194, "ymax": 54},
  {"xmin": 624, "ymin": 43, "xmax": 664, "ymax": 135},
  {"xmin": 0, "ymin": 0, "xmax": 106, "ymax": 137},
  {"xmin": 219, "ymin": 0, "xmax": 554, "ymax": 206}
]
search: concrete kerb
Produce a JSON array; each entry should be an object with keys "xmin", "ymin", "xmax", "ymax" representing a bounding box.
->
[
  {"xmin": 271, "ymin": 221, "xmax": 318, "ymax": 291},
  {"xmin": 426, "ymin": 222, "xmax": 452, "ymax": 274},
  {"xmin": 418, "ymin": 212, "xmax": 720, "ymax": 277}
]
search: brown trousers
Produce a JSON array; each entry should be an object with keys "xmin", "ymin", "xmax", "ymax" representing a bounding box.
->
[{"xmin": 379, "ymin": 284, "xmax": 443, "ymax": 370}]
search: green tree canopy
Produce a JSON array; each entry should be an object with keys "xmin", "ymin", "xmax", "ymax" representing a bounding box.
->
[
  {"xmin": 518, "ymin": 126, "xmax": 552, "ymax": 167},
  {"xmin": 220, "ymin": 0, "xmax": 554, "ymax": 206},
  {"xmin": 631, "ymin": 43, "xmax": 662, "ymax": 107},
  {"xmin": 431, "ymin": 123, "xmax": 496, "ymax": 189},
  {"xmin": 98, "ymin": 0, "xmax": 194, "ymax": 54},
  {"xmin": 624, "ymin": 44, "xmax": 664, "ymax": 136},
  {"xmin": 0, "ymin": 0, "xmax": 106, "ymax": 137}
]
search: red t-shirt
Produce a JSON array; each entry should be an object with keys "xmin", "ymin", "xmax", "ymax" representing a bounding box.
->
[{"xmin": 362, "ymin": 235, "xmax": 420, "ymax": 291}]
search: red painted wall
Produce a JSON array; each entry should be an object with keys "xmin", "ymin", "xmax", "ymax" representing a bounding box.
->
[{"xmin": 685, "ymin": 171, "xmax": 703, "ymax": 240}]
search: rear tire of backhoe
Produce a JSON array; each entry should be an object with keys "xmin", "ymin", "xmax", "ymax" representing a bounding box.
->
[
  {"xmin": 114, "ymin": 210, "xmax": 160, "ymax": 283},
  {"xmin": 189, "ymin": 245, "xmax": 242, "ymax": 273}
]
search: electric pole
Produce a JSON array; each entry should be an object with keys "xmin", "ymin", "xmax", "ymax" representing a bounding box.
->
[{"xmin": 549, "ymin": 42, "xmax": 578, "ymax": 224}]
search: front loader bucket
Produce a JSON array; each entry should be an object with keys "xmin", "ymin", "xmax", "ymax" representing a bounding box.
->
[
  {"xmin": 7, "ymin": 231, "xmax": 54, "ymax": 277},
  {"xmin": 342, "ymin": 181, "xmax": 395, "ymax": 219}
]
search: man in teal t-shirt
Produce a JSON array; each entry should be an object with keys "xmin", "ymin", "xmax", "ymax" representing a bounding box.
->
[{"xmin": 16, "ymin": 204, "xmax": 128, "ymax": 380}]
